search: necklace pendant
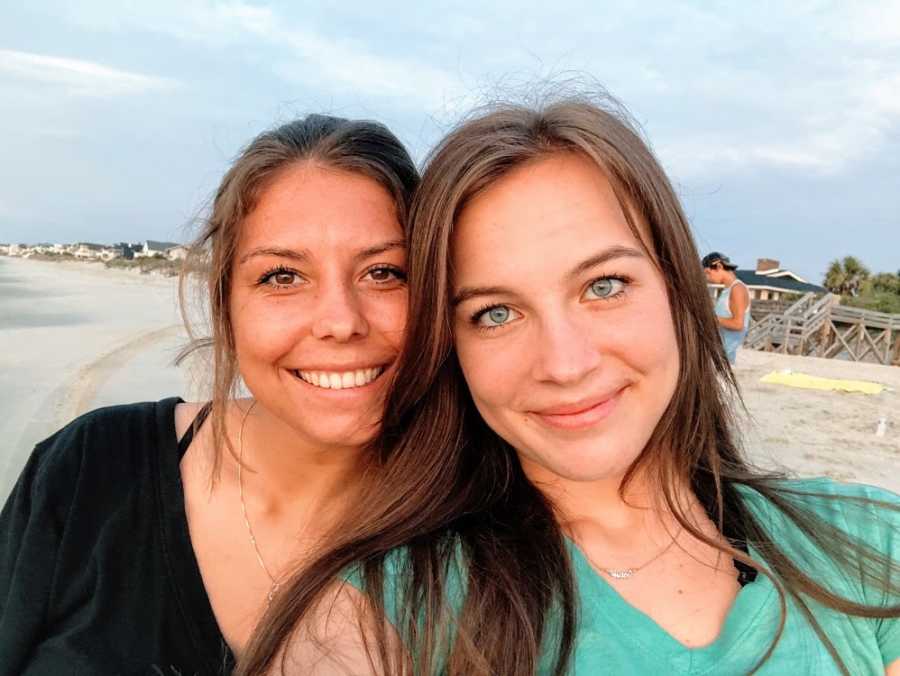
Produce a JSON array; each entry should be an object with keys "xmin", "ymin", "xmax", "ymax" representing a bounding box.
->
[
  {"xmin": 605, "ymin": 568, "xmax": 636, "ymax": 579},
  {"xmin": 267, "ymin": 582, "xmax": 280, "ymax": 605}
]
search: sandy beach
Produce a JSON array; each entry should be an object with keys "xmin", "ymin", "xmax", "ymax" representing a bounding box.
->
[
  {"xmin": 1, "ymin": 256, "xmax": 898, "ymax": 503},
  {"xmin": 734, "ymin": 349, "xmax": 899, "ymax": 492},
  {"xmin": 0, "ymin": 256, "xmax": 202, "ymax": 500}
]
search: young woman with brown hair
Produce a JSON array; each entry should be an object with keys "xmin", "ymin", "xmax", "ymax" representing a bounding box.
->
[
  {"xmin": 238, "ymin": 96, "xmax": 899, "ymax": 675},
  {"xmin": 0, "ymin": 113, "xmax": 418, "ymax": 675}
]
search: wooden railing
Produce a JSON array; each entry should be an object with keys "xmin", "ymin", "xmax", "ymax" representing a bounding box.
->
[{"xmin": 744, "ymin": 294, "xmax": 900, "ymax": 365}]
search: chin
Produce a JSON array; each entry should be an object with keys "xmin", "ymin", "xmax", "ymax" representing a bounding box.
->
[
  {"xmin": 308, "ymin": 421, "xmax": 380, "ymax": 449},
  {"xmin": 274, "ymin": 402, "xmax": 380, "ymax": 449},
  {"xmin": 521, "ymin": 436, "xmax": 644, "ymax": 483}
]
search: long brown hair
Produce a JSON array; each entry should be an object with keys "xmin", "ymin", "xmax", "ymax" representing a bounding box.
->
[
  {"xmin": 239, "ymin": 96, "xmax": 899, "ymax": 675},
  {"xmin": 178, "ymin": 113, "xmax": 418, "ymax": 477}
]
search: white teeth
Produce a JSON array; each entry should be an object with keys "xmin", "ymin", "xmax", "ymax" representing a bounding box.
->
[{"xmin": 295, "ymin": 367, "xmax": 384, "ymax": 390}]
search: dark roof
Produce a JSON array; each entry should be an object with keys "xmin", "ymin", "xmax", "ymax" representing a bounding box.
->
[
  {"xmin": 736, "ymin": 270, "xmax": 827, "ymax": 294},
  {"xmin": 145, "ymin": 240, "xmax": 179, "ymax": 251}
]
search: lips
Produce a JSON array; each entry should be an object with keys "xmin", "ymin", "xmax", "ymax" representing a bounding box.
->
[{"xmin": 529, "ymin": 386, "xmax": 626, "ymax": 430}]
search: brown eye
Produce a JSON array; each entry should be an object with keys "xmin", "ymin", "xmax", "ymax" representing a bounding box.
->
[
  {"xmin": 274, "ymin": 272, "xmax": 296, "ymax": 285},
  {"xmin": 257, "ymin": 268, "xmax": 303, "ymax": 288},
  {"xmin": 365, "ymin": 266, "xmax": 406, "ymax": 284}
]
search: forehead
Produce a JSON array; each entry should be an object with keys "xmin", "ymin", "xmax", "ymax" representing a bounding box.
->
[
  {"xmin": 453, "ymin": 153, "xmax": 646, "ymax": 280},
  {"xmin": 238, "ymin": 162, "xmax": 401, "ymax": 250}
]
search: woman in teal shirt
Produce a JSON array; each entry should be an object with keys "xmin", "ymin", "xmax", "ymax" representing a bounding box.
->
[{"xmin": 237, "ymin": 97, "xmax": 899, "ymax": 675}]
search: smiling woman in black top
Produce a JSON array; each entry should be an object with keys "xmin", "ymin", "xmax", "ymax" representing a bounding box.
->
[{"xmin": 0, "ymin": 114, "xmax": 418, "ymax": 675}]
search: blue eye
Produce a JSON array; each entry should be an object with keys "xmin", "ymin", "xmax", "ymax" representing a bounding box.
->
[
  {"xmin": 474, "ymin": 305, "xmax": 520, "ymax": 328},
  {"xmin": 585, "ymin": 277, "xmax": 626, "ymax": 300}
]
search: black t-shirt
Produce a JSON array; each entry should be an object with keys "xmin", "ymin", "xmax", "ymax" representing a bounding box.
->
[{"xmin": 0, "ymin": 397, "xmax": 235, "ymax": 676}]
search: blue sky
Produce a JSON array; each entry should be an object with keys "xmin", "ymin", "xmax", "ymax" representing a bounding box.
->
[{"xmin": 1, "ymin": 1, "xmax": 898, "ymax": 283}]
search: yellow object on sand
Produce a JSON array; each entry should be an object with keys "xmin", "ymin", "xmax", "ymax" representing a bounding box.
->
[{"xmin": 760, "ymin": 370, "xmax": 886, "ymax": 394}]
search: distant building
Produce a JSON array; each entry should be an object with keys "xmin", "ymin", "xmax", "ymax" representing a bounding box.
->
[
  {"xmin": 74, "ymin": 243, "xmax": 107, "ymax": 259},
  {"xmin": 0, "ymin": 244, "xmax": 9, "ymax": 256},
  {"xmin": 708, "ymin": 258, "xmax": 828, "ymax": 302},
  {"xmin": 165, "ymin": 245, "xmax": 189, "ymax": 261},
  {"xmin": 111, "ymin": 242, "xmax": 136, "ymax": 260},
  {"xmin": 135, "ymin": 240, "xmax": 179, "ymax": 259}
]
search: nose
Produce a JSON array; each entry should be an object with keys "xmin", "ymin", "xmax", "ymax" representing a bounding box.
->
[
  {"xmin": 530, "ymin": 313, "xmax": 601, "ymax": 385},
  {"xmin": 310, "ymin": 280, "xmax": 369, "ymax": 342}
]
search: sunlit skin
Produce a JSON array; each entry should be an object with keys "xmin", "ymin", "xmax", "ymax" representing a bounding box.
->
[
  {"xmin": 704, "ymin": 263, "xmax": 750, "ymax": 331},
  {"xmin": 452, "ymin": 153, "xmax": 680, "ymax": 486},
  {"xmin": 230, "ymin": 162, "xmax": 408, "ymax": 456},
  {"xmin": 178, "ymin": 161, "xmax": 408, "ymax": 654},
  {"xmin": 451, "ymin": 152, "xmax": 744, "ymax": 649}
]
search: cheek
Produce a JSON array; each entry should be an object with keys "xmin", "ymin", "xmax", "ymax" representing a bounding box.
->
[
  {"xmin": 618, "ymin": 295, "xmax": 681, "ymax": 397},
  {"xmin": 455, "ymin": 334, "xmax": 523, "ymax": 411},
  {"xmin": 230, "ymin": 296, "xmax": 306, "ymax": 363},
  {"xmin": 365, "ymin": 290, "xmax": 408, "ymax": 349}
]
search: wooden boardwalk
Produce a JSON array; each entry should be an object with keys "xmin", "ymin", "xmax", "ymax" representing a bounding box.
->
[{"xmin": 745, "ymin": 293, "xmax": 900, "ymax": 365}]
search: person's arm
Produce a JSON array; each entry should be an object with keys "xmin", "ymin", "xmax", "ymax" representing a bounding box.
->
[
  {"xmin": 717, "ymin": 283, "xmax": 750, "ymax": 330},
  {"xmin": 886, "ymin": 657, "xmax": 900, "ymax": 675},
  {"xmin": 0, "ymin": 444, "xmax": 68, "ymax": 675}
]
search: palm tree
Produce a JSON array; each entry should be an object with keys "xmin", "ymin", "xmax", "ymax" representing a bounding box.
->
[{"xmin": 823, "ymin": 256, "xmax": 870, "ymax": 297}]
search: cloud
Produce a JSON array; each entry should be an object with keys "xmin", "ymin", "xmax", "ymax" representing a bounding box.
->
[
  {"xmin": 0, "ymin": 49, "xmax": 179, "ymax": 97},
  {"xmin": 53, "ymin": 1, "xmax": 468, "ymax": 110},
  {"xmin": 657, "ymin": 56, "xmax": 900, "ymax": 179}
]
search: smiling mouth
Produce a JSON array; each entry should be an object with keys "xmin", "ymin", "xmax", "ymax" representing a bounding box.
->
[
  {"xmin": 530, "ymin": 387, "xmax": 626, "ymax": 430},
  {"xmin": 292, "ymin": 366, "xmax": 386, "ymax": 390}
]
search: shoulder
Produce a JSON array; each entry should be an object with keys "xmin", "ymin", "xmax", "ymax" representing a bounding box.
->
[
  {"xmin": 731, "ymin": 281, "xmax": 750, "ymax": 299},
  {"xmin": 174, "ymin": 400, "xmax": 205, "ymax": 442},
  {"xmin": 26, "ymin": 397, "xmax": 183, "ymax": 498},
  {"xmin": 736, "ymin": 478, "xmax": 899, "ymax": 551}
]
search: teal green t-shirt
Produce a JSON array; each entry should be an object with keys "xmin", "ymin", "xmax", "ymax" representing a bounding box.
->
[{"xmin": 351, "ymin": 478, "xmax": 900, "ymax": 674}]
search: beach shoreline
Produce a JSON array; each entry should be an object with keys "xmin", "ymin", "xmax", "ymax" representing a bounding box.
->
[
  {"xmin": 0, "ymin": 256, "xmax": 205, "ymax": 500},
  {"xmin": 1, "ymin": 256, "xmax": 898, "ymax": 502}
]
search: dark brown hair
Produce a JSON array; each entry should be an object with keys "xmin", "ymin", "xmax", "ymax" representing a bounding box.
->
[
  {"xmin": 178, "ymin": 113, "xmax": 418, "ymax": 476},
  {"xmin": 238, "ymin": 97, "xmax": 899, "ymax": 675}
]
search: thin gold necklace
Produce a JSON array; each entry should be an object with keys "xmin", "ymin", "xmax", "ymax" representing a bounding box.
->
[
  {"xmin": 237, "ymin": 400, "xmax": 282, "ymax": 606},
  {"xmin": 585, "ymin": 529, "xmax": 681, "ymax": 580}
]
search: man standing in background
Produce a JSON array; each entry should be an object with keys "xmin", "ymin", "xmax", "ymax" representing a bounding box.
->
[{"xmin": 703, "ymin": 252, "xmax": 751, "ymax": 364}]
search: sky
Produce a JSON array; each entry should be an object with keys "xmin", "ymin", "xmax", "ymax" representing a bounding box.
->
[{"xmin": 1, "ymin": 1, "xmax": 898, "ymax": 284}]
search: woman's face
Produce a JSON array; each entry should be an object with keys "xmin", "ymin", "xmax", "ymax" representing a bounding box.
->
[
  {"xmin": 230, "ymin": 162, "xmax": 407, "ymax": 449},
  {"xmin": 451, "ymin": 152, "xmax": 680, "ymax": 484}
]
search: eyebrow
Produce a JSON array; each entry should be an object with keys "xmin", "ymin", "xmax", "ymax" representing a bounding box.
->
[
  {"xmin": 353, "ymin": 238, "xmax": 405, "ymax": 263},
  {"xmin": 451, "ymin": 244, "xmax": 646, "ymax": 307},
  {"xmin": 238, "ymin": 247, "xmax": 310, "ymax": 265},
  {"xmin": 238, "ymin": 239, "xmax": 405, "ymax": 266},
  {"xmin": 566, "ymin": 244, "xmax": 645, "ymax": 281}
]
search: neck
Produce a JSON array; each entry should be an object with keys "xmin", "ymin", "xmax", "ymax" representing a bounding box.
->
[
  {"xmin": 232, "ymin": 399, "xmax": 366, "ymax": 519},
  {"xmin": 522, "ymin": 458, "xmax": 700, "ymax": 544}
]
